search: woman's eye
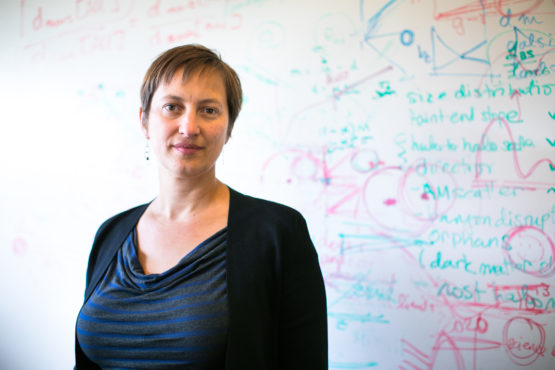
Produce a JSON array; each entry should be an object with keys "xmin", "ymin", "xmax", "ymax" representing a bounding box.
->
[
  {"xmin": 202, "ymin": 107, "xmax": 219, "ymax": 115},
  {"xmin": 163, "ymin": 104, "xmax": 180, "ymax": 112}
]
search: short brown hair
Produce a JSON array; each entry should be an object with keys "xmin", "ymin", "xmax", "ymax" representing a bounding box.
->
[{"xmin": 140, "ymin": 44, "xmax": 243, "ymax": 136}]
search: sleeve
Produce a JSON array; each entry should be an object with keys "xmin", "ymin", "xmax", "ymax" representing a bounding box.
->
[
  {"xmin": 84, "ymin": 214, "xmax": 119, "ymax": 291},
  {"xmin": 278, "ymin": 213, "xmax": 328, "ymax": 369},
  {"xmin": 75, "ymin": 217, "xmax": 115, "ymax": 369}
]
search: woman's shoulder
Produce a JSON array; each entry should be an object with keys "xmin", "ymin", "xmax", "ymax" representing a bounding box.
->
[
  {"xmin": 230, "ymin": 186, "xmax": 301, "ymax": 211},
  {"xmin": 94, "ymin": 202, "xmax": 150, "ymax": 239},
  {"xmin": 228, "ymin": 187, "xmax": 306, "ymax": 227}
]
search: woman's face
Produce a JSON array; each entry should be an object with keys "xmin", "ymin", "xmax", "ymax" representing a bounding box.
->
[{"xmin": 141, "ymin": 68, "xmax": 230, "ymax": 180}]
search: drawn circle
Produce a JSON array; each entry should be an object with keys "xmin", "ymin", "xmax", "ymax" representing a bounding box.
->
[
  {"xmin": 400, "ymin": 29, "xmax": 414, "ymax": 46},
  {"xmin": 291, "ymin": 153, "xmax": 320, "ymax": 181},
  {"xmin": 362, "ymin": 159, "xmax": 459, "ymax": 236},
  {"xmin": 503, "ymin": 226, "xmax": 555, "ymax": 277},
  {"xmin": 362, "ymin": 167, "xmax": 435, "ymax": 235},
  {"xmin": 362, "ymin": 167, "xmax": 406, "ymax": 232},
  {"xmin": 251, "ymin": 21, "xmax": 285, "ymax": 51},
  {"xmin": 485, "ymin": 29, "xmax": 554, "ymax": 82},
  {"xmin": 260, "ymin": 149, "xmax": 320, "ymax": 184},
  {"xmin": 350, "ymin": 148, "xmax": 380, "ymax": 173},
  {"xmin": 314, "ymin": 13, "xmax": 357, "ymax": 48},
  {"xmin": 503, "ymin": 317, "xmax": 546, "ymax": 366},
  {"xmin": 258, "ymin": 149, "xmax": 323, "ymax": 208}
]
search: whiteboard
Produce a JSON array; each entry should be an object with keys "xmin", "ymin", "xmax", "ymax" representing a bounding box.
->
[{"xmin": 1, "ymin": 0, "xmax": 554, "ymax": 368}]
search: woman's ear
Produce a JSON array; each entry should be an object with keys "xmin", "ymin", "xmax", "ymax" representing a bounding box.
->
[{"xmin": 139, "ymin": 107, "xmax": 150, "ymax": 139}]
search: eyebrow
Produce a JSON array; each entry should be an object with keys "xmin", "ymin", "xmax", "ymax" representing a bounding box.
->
[
  {"xmin": 160, "ymin": 95, "xmax": 223, "ymax": 106},
  {"xmin": 161, "ymin": 94, "xmax": 184, "ymax": 101}
]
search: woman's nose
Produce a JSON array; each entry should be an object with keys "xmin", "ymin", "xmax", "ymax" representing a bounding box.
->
[{"xmin": 179, "ymin": 110, "xmax": 200, "ymax": 136}]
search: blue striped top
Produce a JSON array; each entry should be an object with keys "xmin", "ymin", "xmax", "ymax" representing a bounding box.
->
[{"xmin": 76, "ymin": 227, "xmax": 228, "ymax": 369}]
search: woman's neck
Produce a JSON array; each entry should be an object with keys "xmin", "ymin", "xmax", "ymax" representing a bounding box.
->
[{"xmin": 153, "ymin": 169, "xmax": 228, "ymax": 221}]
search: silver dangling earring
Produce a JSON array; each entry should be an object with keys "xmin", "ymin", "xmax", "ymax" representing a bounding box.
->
[{"xmin": 144, "ymin": 140, "xmax": 151, "ymax": 161}]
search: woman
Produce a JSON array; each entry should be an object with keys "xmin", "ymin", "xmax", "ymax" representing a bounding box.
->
[{"xmin": 75, "ymin": 44, "xmax": 327, "ymax": 369}]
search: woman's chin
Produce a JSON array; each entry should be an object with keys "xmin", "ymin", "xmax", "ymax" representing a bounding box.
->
[{"xmin": 159, "ymin": 162, "xmax": 216, "ymax": 181}]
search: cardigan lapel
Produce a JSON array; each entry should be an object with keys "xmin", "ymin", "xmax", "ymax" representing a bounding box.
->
[
  {"xmin": 225, "ymin": 188, "xmax": 278, "ymax": 367},
  {"xmin": 84, "ymin": 203, "xmax": 149, "ymax": 301}
]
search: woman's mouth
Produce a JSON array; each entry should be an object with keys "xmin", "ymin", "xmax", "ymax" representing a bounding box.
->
[{"xmin": 173, "ymin": 143, "xmax": 203, "ymax": 155}]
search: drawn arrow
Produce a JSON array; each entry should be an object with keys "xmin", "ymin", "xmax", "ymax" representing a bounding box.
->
[
  {"xmin": 549, "ymin": 111, "xmax": 555, "ymax": 120},
  {"xmin": 546, "ymin": 138, "xmax": 555, "ymax": 147},
  {"xmin": 550, "ymin": 163, "xmax": 555, "ymax": 171}
]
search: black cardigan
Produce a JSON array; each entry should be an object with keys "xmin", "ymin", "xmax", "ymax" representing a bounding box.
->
[{"xmin": 75, "ymin": 188, "xmax": 328, "ymax": 369}]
